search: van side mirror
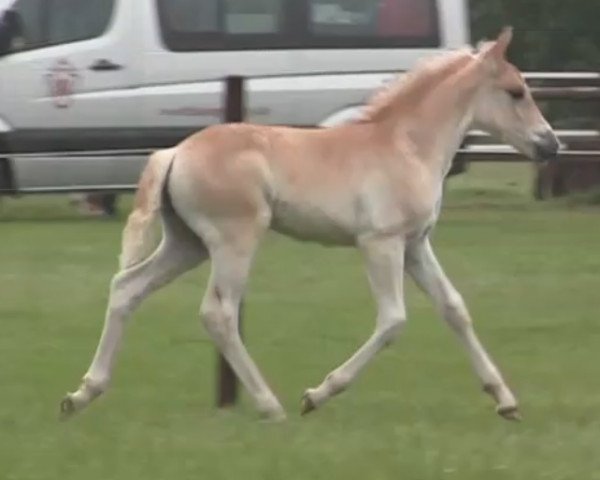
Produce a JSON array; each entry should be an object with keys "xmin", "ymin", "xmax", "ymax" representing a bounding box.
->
[{"xmin": 0, "ymin": 9, "xmax": 25, "ymax": 56}]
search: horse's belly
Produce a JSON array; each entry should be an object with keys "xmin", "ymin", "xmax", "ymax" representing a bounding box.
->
[{"xmin": 270, "ymin": 201, "xmax": 356, "ymax": 245}]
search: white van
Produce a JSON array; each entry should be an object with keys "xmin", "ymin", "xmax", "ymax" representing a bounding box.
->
[{"xmin": 0, "ymin": 0, "xmax": 469, "ymax": 193}]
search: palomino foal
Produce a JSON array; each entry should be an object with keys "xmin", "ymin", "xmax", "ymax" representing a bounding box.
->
[{"xmin": 61, "ymin": 28, "xmax": 559, "ymax": 421}]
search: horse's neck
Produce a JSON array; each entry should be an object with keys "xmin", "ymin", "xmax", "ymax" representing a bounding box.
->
[
  {"xmin": 391, "ymin": 67, "xmax": 480, "ymax": 178},
  {"xmin": 430, "ymin": 98, "xmax": 475, "ymax": 178}
]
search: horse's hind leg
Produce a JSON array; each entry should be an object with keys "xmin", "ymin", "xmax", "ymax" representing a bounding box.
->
[
  {"xmin": 200, "ymin": 239, "xmax": 285, "ymax": 420},
  {"xmin": 60, "ymin": 211, "xmax": 207, "ymax": 419}
]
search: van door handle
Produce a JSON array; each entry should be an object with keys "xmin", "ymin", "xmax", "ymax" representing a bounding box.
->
[{"xmin": 89, "ymin": 59, "xmax": 123, "ymax": 71}]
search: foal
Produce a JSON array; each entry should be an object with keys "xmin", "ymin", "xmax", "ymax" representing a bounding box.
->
[{"xmin": 61, "ymin": 28, "xmax": 559, "ymax": 421}]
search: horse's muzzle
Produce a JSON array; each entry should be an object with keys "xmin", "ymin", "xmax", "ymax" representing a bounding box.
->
[{"xmin": 534, "ymin": 131, "xmax": 560, "ymax": 162}]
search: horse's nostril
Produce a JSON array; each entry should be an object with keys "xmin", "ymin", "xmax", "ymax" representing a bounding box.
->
[
  {"xmin": 534, "ymin": 131, "xmax": 560, "ymax": 161},
  {"xmin": 535, "ymin": 140, "xmax": 559, "ymax": 160}
]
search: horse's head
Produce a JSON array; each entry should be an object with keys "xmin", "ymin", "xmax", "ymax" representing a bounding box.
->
[{"xmin": 472, "ymin": 27, "xmax": 560, "ymax": 162}]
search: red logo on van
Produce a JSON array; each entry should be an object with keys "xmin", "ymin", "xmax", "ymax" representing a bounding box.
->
[{"xmin": 45, "ymin": 59, "xmax": 80, "ymax": 108}]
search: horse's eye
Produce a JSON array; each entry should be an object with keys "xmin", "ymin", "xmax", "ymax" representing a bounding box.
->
[{"xmin": 507, "ymin": 89, "xmax": 525, "ymax": 100}]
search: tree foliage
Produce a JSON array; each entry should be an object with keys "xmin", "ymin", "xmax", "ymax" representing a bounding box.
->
[
  {"xmin": 470, "ymin": 0, "xmax": 599, "ymax": 71},
  {"xmin": 470, "ymin": 0, "xmax": 599, "ymax": 126}
]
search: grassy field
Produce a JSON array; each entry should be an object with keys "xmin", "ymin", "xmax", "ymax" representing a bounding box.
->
[{"xmin": 1, "ymin": 163, "xmax": 600, "ymax": 480}]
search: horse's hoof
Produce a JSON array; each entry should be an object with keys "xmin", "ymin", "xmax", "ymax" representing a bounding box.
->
[
  {"xmin": 260, "ymin": 409, "xmax": 287, "ymax": 423},
  {"xmin": 300, "ymin": 392, "xmax": 317, "ymax": 416},
  {"xmin": 59, "ymin": 394, "xmax": 77, "ymax": 421},
  {"xmin": 497, "ymin": 405, "xmax": 522, "ymax": 422}
]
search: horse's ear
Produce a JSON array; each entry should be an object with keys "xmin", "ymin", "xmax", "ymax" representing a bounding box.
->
[
  {"xmin": 490, "ymin": 26, "xmax": 513, "ymax": 59},
  {"xmin": 477, "ymin": 26, "xmax": 512, "ymax": 73}
]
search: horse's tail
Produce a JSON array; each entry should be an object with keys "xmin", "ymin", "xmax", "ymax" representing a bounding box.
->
[{"xmin": 119, "ymin": 148, "xmax": 176, "ymax": 269}]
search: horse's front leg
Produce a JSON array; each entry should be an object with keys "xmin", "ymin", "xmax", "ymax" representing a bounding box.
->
[
  {"xmin": 405, "ymin": 237, "xmax": 520, "ymax": 420},
  {"xmin": 301, "ymin": 235, "xmax": 407, "ymax": 414}
]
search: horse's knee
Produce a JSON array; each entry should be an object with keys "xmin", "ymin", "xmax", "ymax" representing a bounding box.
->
[
  {"xmin": 200, "ymin": 292, "xmax": 238, "ymax": 345},
  {"xmin": 200, "ymin": 302, "xmax": 224, "ymax": 339}
]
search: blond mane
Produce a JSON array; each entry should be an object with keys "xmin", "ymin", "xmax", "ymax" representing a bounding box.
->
[{"xmin": 358, "ymin": 47, "xmax": 476, "ymax": 123}]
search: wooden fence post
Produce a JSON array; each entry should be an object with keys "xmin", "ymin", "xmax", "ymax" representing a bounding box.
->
[{"xmin": 216, "ymin": 76, "xmax": 245, "ymax": 408}]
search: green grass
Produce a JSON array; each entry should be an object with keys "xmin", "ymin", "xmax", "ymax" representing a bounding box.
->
[{"xmin": 2, "ymin": 163, "xmax": 600, "ymax": 479}]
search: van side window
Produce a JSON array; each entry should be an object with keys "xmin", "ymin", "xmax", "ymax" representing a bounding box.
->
[
  {"xmin": 225, "ymin": 0, "xmax": 282, "ymax": 34},
  {"xmin": 310, "ymin": 0, "xmax": 436, "ymax": 38},
  {"xmin": 157, "ymin": 0, "xmax": 284, "ymax": 50},
  {"xmin": 156, "ymin": 0, "xmax": 439, "ymax": 52},
  {"xmin": 9, "ymin": 0, "xmax": 115, "ymax": 52},
  {"xmin": 161, "ymin": 0, "xmax": 220, "ymax": 34},
  {"xmin": 47, "ymin": 0, "xmax": 115, "ymax": 45}
]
